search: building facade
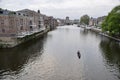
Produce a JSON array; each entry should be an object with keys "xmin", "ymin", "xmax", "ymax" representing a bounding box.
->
[
  {"xmin": 0, "ymin": 8, "xmax": 58, "ymax": 48},
  {"xmin": 89, "ymin": 17, "xmax": 97, "ymax": 26},
  {"xmin": 65, "ymin": 16, "xmax": 71, "ymax": 25},
  {"xmin": 0, "ymin": 9, "xmax": 58, "ymax": 37},
  {"xmin": 89, "ymin": 16, "xmax": 106, "ymax": 27},
  {"xmin": 0, "ymin": 12, "xmax": 32, "ymax": 37}
]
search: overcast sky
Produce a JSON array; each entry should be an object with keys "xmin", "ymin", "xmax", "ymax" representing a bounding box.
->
[{"xmin": 0, "ymin": 0, "xmax": 120, "ymax": 19}]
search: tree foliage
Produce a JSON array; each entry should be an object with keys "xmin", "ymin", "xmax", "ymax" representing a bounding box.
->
[
  {"xmin": 80, "ymin": 15, "xmax": 90, "ymax": 25},
  {"xmin": 102, "ymin": 5, "xmax": 120, "ymax": 36}
]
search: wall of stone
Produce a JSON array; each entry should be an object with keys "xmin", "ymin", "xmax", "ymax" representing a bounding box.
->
[{"xmin": 0, "ymin": 15, "xmax": 35, "ymax": 36}]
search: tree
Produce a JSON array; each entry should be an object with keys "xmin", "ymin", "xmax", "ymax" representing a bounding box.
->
[
  {"xmin": 102, "ymin": 5, "xmax": 120, "ymax": 36},
  {"xmin": 80, "ymin": 15, "xmax": 90, "ymax": 25}
]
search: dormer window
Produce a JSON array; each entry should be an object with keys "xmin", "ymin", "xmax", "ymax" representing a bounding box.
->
[{"xmin": 18, "ymin": 13, "xmax": 21, "ymax": 15}]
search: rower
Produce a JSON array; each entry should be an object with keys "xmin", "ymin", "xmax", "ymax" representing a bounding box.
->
[{"xmin": 77, "ymin": 51, "xmax": 81, "ymax": 59}]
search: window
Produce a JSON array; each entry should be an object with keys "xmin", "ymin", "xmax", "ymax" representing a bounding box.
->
[
  {"xmin": 14, "ymin": 12, "xmax": 16, "ymax": 15},
  {"xmin": 39, "ymin": 21, "xmax": 41, "ymax": 24},
  {"xmin": 38, "ymin": 25, "xmax": 41, "ymax": 28},
  {"xmin": 2, "ymin": 29, "xmax": 5, "ymax": 33},
  {"xmin": 1, "ymin": 20, "xmax": 4, "ymax": 24},
  {"xmin": 23, "ymin": 14, "xmax": 25, "ymax": 16},
  {"xmin": 30, "ymin": 26, "xmax": 33, "ymax": 30},
  {"xmin": 29, "ymin": 20, "xmax": 32, "ymax": 25},
  {"xmin": 20, "ymin": 19, "xmax": 23, "ymax": 25},
  {"xmin": 20, "ymin": 26, "xmax": 23, "ymax": 30},
  {"xmin": 18, "ymin": 13, "xmax": 21, "ymax": 15}
]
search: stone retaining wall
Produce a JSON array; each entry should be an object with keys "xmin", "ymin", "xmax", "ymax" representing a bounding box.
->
[{"xmin": 0, "ymin": 28, "xmax": 50, "ymax": 48}]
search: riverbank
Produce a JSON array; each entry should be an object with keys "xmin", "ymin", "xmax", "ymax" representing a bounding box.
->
[
  {"xmin": 90, "ymin": 27, "xmax": 120, "ymax": 42},
  {"xmin": 0, "ymin": 28, "xmax": 50, "ymax": 48}
]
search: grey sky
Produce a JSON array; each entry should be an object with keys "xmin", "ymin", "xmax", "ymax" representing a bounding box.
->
[{"xmin": 0, "ymin": 0, "xmax": 120, "ymax": 19}]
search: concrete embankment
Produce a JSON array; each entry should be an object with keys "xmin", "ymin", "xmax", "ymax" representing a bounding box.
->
[
  {"xmin": 99, "ymin": 33, "xmax": 120, "ymax": 42},
  {"xmin": 90, "ymin": 28, "xmax": 101, "ymax": 33},
  {"xmin": 0, "ymin": 28, "xmax": 50, "ymax": 48},
  {"xmin": 90, "ymin": 28, "xmax": 120, "ymax": 42}
]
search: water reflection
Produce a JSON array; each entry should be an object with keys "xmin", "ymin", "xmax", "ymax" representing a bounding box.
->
[
  {"xmin": 0, "ymin": 26, "xmax": 120, "ymax": 80},
  {"xmin": 99, "ymin": 38, "xmax": 120, "ymax": 79},
  {"xmin": 0, "ymin": 36, "xmax": 46, "ymax": 79},
  {"xmin": 80, "ymin": 29, "xmax": 89, "ymax": 36}
]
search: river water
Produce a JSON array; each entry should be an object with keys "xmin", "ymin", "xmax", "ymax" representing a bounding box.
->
[{"xmin": 0, "ymin": 25, "xmax": 120, "ymax": 80}]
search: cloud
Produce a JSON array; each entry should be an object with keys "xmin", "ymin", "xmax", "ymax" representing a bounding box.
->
[{"xmin": 0, "ymin": 0, "xmax": 120, "ymax": 19}]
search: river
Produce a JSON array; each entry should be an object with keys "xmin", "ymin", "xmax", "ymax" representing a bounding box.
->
[{"xmin": 0, "ymin": 25, "xmax": 120, "ymax": 80}]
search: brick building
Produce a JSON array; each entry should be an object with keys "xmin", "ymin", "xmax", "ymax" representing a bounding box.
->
[
  {"xmin": 0, "ymin": 9, "xmax": 47, "ymax": 37},
  {"xmin": 0, "ymin": 8, "xmax": 58, "ymax": 38},
  {"xmin": 0, "ymin": 13, "xmax": 31, "ymax": 36}
]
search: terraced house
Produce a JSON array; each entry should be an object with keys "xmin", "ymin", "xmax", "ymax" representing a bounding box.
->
[
  {"xmin": 0, "ymin": 9, "xmax": 46, "ymax": 37},
  {"xmin": 0, "ymin": 8, "xmax": 58, "ymax": 48}
]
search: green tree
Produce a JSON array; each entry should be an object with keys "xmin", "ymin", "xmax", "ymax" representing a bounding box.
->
[
  {"xmin": 102, "ymin": 5, "xmax": 120, "ymax": 36},
  {"xmin": 80, "ymin": 15, "xmax": 90, "ymax": 25}
]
